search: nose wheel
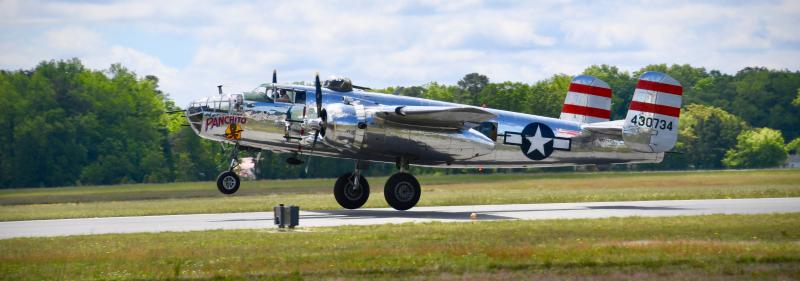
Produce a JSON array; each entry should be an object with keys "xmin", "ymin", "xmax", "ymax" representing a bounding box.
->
[
  {"xmin": 216, "ymin": 143, "xmax": 242, "ymax": 195},
  {"xmin": 384, "ymin": 172, "xmax": 421, "ymax": 211},
  {"xmin": 217, "ymin": 171, "xmax": 240, "ymax": 194}
]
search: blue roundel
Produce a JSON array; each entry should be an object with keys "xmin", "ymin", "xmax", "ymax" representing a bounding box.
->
[{"xmin": 520, "ymin": 122, "xmax": 555, "ymax": 160}]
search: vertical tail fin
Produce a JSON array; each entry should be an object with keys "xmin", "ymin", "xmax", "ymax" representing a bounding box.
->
[
  {"xmin": 560, "ymin": 75, "xmax": 612, "ymax": 124},
  {"xmin": 622, "ymin": 71, "xmax": 683, "ymax": 153}
]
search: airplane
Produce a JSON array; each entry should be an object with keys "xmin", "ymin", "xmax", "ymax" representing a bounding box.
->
[{"xmin": 186, "ymin": 70, "xmax": 682, "ymax": 210}]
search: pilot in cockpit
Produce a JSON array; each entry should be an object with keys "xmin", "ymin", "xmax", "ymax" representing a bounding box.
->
[{"xmin": 275, "ymin": 89, "xmax": 292, "ymax": 103}]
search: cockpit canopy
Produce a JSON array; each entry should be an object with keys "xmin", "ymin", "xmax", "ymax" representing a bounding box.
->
[{"xmin": 243, "ymin": 84, "xmax": 306, "ymax": 104}]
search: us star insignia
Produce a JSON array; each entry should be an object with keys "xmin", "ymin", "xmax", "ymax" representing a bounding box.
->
[{"xmin": 503, "ymin": 122, "xmax": 571, "ymax": 160}]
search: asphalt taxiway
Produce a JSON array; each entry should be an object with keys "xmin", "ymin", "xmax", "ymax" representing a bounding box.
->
[{"xmin": 1, "ymin": 197, "xmax": 798, "ymax": 239}]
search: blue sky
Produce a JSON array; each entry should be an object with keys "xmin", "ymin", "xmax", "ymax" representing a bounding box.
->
[{"xmin": 1, "ymin": 0, "xmax": 799, "ymax": 105}]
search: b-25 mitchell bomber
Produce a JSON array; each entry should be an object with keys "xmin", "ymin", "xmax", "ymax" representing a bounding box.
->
[{"xmin": 186, "ymin": 70, "xmax": 683, "ymax": 210}]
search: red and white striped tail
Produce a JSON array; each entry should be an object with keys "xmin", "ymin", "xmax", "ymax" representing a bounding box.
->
[
  {"xmin": 560, "ymin": 75, "xmax": 612, "ymax": 124},
  {"xmin": 623, "ymin": 71, "xmax": 683, "ymax": 153}
]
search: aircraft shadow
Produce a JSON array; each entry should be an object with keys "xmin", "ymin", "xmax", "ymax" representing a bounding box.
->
[
  {"xmin": 214, "ymin": 205, "xmax": 688, "ymax": 223},
  {"xmin": 586, "ymin": 205, "xmax": 688, "ymax": 211},
  {"xmin": 307, "ymin": 208, "xmax": 585, "ymax": 221}
]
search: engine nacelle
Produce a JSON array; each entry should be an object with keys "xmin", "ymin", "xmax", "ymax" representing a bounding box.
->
[{"xmin": 321, "ymin": 103, "xmax": 366, "ymax": 151}]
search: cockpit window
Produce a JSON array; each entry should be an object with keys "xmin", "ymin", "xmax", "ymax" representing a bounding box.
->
[
  {"xmin": 243, "ymin": 86, "xmax": 274, "ymax": 103},
  {"xmin": 242, "ymin": 85, "xmax": 306, "ymax": 104}
]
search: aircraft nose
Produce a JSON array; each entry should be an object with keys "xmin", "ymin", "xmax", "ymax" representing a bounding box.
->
[{"xmin": 186, "ymin": 99, "xmax": 207, "ymax": 132}]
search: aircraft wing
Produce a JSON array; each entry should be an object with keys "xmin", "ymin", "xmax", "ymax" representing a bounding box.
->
[
  {"xmin": 377, "ymin": 106, "xmax": 497, "ymax": 129},
  {"xmin": 581, "ymin": 119, "xmax": 625, "ymax": 136}
]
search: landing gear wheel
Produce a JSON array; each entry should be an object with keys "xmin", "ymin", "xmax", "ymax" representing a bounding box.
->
[
  {"xmin": 334, "ymin": 172, "xmax": 370, "ymax": 209},
  {"xmin": 216, "ymin": 171, "xmax": 240, "ymax": 195},
  {"xmin": 384, "ymin": 172, "xmax": 421, "ymax": 211}
]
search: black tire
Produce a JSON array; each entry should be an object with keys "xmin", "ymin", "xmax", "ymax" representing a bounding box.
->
[
  {"xmin": 333, "ymin": 172, "xmax": 370, "ymax": 209},
  {"xmin": 384, "ymin": 172, "xmax": 421, "ymax": 211},
  {"xmin": 216, "ymin": 171, "xmax": 240, "ymax": 195}
]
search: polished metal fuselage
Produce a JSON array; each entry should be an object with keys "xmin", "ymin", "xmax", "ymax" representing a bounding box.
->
[{"xmin": 187, "ymin": 83, "xmax": 662, "ymax": 168}]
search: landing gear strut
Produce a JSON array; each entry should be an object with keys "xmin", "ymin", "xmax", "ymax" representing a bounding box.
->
[
  {"xmin": 384, "ymin": 157, "xmax": 421, "ymax": 210},
  {"xmin": 217, "ymin": 143, "xmax": 241, "ymax": 195}
]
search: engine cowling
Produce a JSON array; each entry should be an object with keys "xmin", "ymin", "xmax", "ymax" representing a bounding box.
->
[{"xmin": 321, "ymin": 103, "xmax": 366, "ymax": 152}]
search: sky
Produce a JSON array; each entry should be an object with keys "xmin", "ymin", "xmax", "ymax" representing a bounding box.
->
[{"xmin": 1, "ymin": 0, "xmax": 799, "ymax": 106}]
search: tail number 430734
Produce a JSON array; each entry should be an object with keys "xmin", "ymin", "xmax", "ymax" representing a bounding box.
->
[{"xmin": 630, "ymin": 115, "xmax": 673, "ymax": 131}]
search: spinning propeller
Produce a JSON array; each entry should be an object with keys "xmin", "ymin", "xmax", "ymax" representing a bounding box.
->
[{"xmin": 304, "ymin": 73, "xmax": 326, "ymax": 172}]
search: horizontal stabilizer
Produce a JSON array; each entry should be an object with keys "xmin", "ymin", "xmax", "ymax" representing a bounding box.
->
[
  {"xmin": 378, "ymin": 106, "xmax": 496, "ymax": 129},
  {"xmin": 581, "ymin": 120, "xmax": 625, "ymax": 136}
]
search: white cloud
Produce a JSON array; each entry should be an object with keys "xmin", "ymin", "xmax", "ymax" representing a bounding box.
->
[
  {"xmin": 39, "ymin": 26, "xmax": 104, "ymax": 53},
  {"xmin": 1, "ymin": 0, "xmax": 799, "ymax": 106}
]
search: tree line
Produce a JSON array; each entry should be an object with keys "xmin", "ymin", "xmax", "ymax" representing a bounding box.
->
[{"xmin": 0, "ymin": 59, "xmax": 798, "ymax": 188}]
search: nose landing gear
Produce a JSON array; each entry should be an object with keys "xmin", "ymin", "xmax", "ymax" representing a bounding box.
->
[
  {"xmin": 217, "ymin": 143, "xmax": 242, "ymax": 195},
  {"xmin": 217, "ymin": 171, "xmax": 240, "ymax": 194}
]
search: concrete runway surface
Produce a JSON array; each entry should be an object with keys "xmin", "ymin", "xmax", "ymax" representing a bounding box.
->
[{"xmin": 2, "ymin": 197, "xmax": 799, "ymax": 239}]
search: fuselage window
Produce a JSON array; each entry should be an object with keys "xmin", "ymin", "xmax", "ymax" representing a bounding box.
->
[
  {"xmin": 294, "ymin": 91, "xmax": 306, "ymax": 104},
  {"xmin": 474, "ymin": 121, "xmax": 498, "ymax": 141}
]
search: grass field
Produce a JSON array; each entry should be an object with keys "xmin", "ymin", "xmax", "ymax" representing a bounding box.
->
[
  {"xmin": 0, "ymin": 169, "xmax": 798, "ymax": 221},
  {"xmin": 1, "ymin": 213, "xmax": 798, "ymax": 280}
]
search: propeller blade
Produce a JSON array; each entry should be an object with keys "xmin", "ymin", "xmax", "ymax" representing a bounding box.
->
[
  {"xmin": 315, "ymin": 73, "xmax": 322, "ymax": 115},
  {"xmin": 304, "ymin": 130, "xmax": 320, "ymax": 174},
  {"xmin": 272, "ymin": 69, "xmax": 277, "ymax": 84},
  {"xmin": 306, "ymin": 72, "xmax": 324, "ymax": 175}
]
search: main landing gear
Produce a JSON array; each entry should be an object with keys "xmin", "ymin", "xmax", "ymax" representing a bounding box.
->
[
  {"xmin": 333, "ymin": 170, "xmax": 370, "ymax": 209},
  {"xmin": 383, "ymin": 172, "xmax": 421, "ymax": 211},
  {"xmin": 332, "ymin": 158, "xmax": 422, "ymax": 211}
]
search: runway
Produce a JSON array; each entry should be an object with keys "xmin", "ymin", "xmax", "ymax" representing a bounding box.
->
[{"xmin": 2, "ymin": 197, "xmax": 799, "ymax": 239}]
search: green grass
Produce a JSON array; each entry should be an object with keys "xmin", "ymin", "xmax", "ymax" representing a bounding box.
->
[
  {"xmin": 1, "ymin": 213, "xmax": 799, "ymax": 280},
  {"xmin": 0, "ymin": 169, "xmax": 799, "ymax": 221}
]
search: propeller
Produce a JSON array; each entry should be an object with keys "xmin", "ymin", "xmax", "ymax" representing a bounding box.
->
[
  {"xmin": 305, "ymin": 72, "xmax": 325, "ymax": 173},
  {"xmin": 315, "ymin": 73, "xmax": 323, "ymax": 116},
  {"xmin": 272, "ymin": 69, "xmax": 277, "ymax": 83}
]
